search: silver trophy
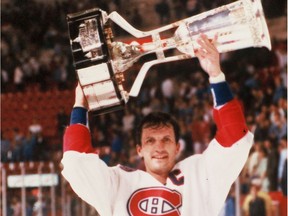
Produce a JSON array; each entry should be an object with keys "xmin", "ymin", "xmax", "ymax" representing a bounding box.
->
[{"xmin": 67, "ymin": 0, "xmax": 271, "ymax": 115}]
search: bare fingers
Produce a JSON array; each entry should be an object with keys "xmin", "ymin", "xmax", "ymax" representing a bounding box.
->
[{"xmin": 196, "ymin": 34, "xmax": 218, "ymax": 55}]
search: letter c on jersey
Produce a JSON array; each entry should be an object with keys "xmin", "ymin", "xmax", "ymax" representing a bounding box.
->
[{"xmin": 127, "ymin": 187, "xmax": 182, "ymax": 216}]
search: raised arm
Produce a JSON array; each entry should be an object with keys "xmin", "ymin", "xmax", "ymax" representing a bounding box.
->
[
  {"xmin": 61, "ymin": 84, "xmax": 118, "ymax": 215},
  {"xmin": 193, "ymin": 34, "xmax": 253, "ymax": 215},
  {"xmin": 63, "ymin": 84, "xmax": 94, "ymax": 153},
  {"xmin": 195, "ymin": 34, "xmax": 249, "ymax": 146}
]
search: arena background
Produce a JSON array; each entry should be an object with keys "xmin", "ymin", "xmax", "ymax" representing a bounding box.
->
[{"xmin": 1, "ymin": 0, "xmax": 287, "ymax": 215}]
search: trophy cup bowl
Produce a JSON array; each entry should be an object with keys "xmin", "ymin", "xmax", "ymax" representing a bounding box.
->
[{"xmin": 66, "ymin": 0, "xmax": 271, "ymax": 115}]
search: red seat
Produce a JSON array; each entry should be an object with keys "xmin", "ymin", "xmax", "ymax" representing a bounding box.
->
[{"xmin": 269, "ymin": 191, "xmax": 287, "ymax": 216}]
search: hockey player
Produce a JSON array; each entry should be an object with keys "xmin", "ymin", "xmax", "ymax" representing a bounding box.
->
[{"xmin": 61, "ymin": 34, "xmax": 253, "ymax": 216}]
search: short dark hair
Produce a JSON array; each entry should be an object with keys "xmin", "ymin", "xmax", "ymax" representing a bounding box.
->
[{"xmin": 136, "ymin": 112, "xmax": 180, "ymax": 145}]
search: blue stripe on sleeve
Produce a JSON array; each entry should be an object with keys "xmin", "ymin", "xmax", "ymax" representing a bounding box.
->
[
  {"xmin": 70, "ymin": 107, "xmax": 88, "ymax": 125},
  {"xmin": 210, "ymin": 82, "xmax": 234, "ymax": 107}
]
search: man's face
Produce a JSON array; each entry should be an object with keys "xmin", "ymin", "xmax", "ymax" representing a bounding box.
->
[{"xmin": 136, "ymin": 124, "xmax": 180, "ymax": 180}]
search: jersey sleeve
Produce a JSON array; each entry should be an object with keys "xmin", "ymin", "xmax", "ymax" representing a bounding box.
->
[
  {"xmin": 200, "ymin": 99, "xmax": 253, "ymax": 214},
  {"xmin": 61, "ymin": 124, "xmax": 119, "ymax": 216},
  {"xmin": 213, "ymin": 99, "xmax": 249, "ymax": 147},
  {"xmin": 63, "ymin": 124, "xmax": 94, "ymax": 153}
]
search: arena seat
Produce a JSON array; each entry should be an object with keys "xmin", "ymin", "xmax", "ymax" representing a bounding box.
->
[{"xmin": 269, "ymin": 191, "xmax": 287, "ymax": 216}]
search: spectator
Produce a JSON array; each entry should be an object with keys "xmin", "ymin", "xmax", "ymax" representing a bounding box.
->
[
  {"xmin": 172, "ymin": 0, "xmax": 185, "ymax": 20},
  {"xmin": 99, "ymin": 145, "xmax": 112, "ymax": 165},
  {"xmin": 52, "ymin": 55, "xmax": 68, "ymax": 90},
  {"xmin": 272, "ymin": 76, "xmax": 287, "ymax": 104},
  {"xmin": 278, "ymin": 136, "xmax": 287, "ymax": 190},
  {"xmin": 28, "ymin": 118, "xmax": 43, "ymax": 135},
  {"xmin": 33, "ymin": 196, "xmax": 48, "ymax": 216},
  {"xmin": 220, "ymin": 185, "xmax": 236, "ymax": 216},
  {"xmin": 10, "ymin": 196, "xmax": 22, "ymax": 216},
  {"xmin": 11, "ymin": 128, "xmax": 24, "ymax": 161},
  {"xmin": 246, "ymin": 142, "xmax": 261, "ymax": 176},
  {"xmin": 122, "ymin": 109, "xmax": 135, "ymax": 132},
  {"xmin": 280, "ymin": 159, "xmax": 287, "ymax": 196},
  {"xmin": 1, "ymin": 69, "xmax": 9, "ymax": 93},
  {"xmin": 1, "ymin": 130, "xmax": 11, "ymax": 162},
  {"xmin": 246, "ymin": 114, "xmax": 257, "ymax": 134},
  {"xmin": 131, "ymin": 8, "xmax": 143, "ymax": 28},
  {"xmin": 268, "ymin": 106, "xmax": 287, "ymax": 142},
  {"xmin": 250, "ymin": 144, "xmax": 269, "ymax": 192},
  {"xmin": 110, "ymin": 129, "xmax": 123, "ymax": 165},
  {"xmin": 242, "ymin": 178, "xmax": 273, "ymax": 216},
  {"xmin": 13, "ymin": 64, "xmax": 25, "ymax": 92},
  {"xmin": 161, "ymin": 77, "xmax": 175, "ymax": 108},
  {"xmin": 262, "ymin": 0, "xmax": 286, "ymax": 18},
  {"xmin": 190, "ymin": 106, "xmax": 211, "ymax": 153},
  {"xmin": 155, "ymin": 0, "xmax": 171, "ymax": 24},
  {"xmin": 161, "ymin": 77, "xmax": 174, "ymax": 99},
  {"xmin": 185, "ymin": 0, "xmax": 201, "ymax": 17},
  {"xmin": 269, "ymin": 103, "xmax": 285, "ymax": 124},
  {"xmin": 57, "ymin": 107, "xmax": 69, "ymax": 138},
  {"xmin": 178, "ymin": 118, "xmax": 193, "ymax": 155},
  {"xmin": 34, "ymin": 132, "xmax": 48, "ymax": 161},
  {"xmin": 254, "ymin": 111, "xmax": 270, "ymax": 142},
  {"xmin": 23, "ymin": 132, "xmax": 38, "ymax": 161},
  {"xmin": 248, "ymin": 187, "xmax": 267, "ymax": 216},
  {"xmin": 263, "ymin": 138, "xmax": 279, "ymax": 191}
]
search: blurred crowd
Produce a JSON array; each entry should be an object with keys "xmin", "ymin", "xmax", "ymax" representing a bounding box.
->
[{"xmin": 1, "ymin": 0, "xmax": 287, "ymax": 215}]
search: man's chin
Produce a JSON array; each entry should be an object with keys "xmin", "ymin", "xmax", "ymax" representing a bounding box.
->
[{"xmin": 151, "ymin": 161, "xmax": 171, "ymax": 172}]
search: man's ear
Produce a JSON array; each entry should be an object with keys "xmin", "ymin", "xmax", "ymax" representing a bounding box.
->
[
  {"xmin": 136, "ymin": 144, "xmax": 143, "ymax": 157},
  {"xmin": 176, "ymin": 142, "xmax": 180, "ymax": 153}
]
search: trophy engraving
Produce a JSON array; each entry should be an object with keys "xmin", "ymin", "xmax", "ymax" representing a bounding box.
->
[{"xmin": 67, "ymin": 0, "xmax": 271, "ymax": 115}]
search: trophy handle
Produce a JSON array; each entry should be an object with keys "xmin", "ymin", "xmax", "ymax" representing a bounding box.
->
[
  {"xmin": 129, "ymin": 54, "xmax": 191, "ymax": 97},
  {"xmin": 108, "ymin": 12, "xmax": 183, "ymax": 38}
]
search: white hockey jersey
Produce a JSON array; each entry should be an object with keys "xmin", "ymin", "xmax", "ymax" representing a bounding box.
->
[{"xmin": 61, "ymin": 99, "xmax": 253, "ymax": 216}]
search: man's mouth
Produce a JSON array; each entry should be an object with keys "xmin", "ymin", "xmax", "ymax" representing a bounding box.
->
[{"xmin": 152, "ymin": 155, "xmax": 168, "ymax": 159}]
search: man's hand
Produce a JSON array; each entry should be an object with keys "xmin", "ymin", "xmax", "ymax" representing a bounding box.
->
[
  {"xmin": 194, "ymin": 34, "xmax": 222, "ymax": 78},
  {"xmin": 73, "ymin": 83, "xmax": 88, "ymax": 109}
]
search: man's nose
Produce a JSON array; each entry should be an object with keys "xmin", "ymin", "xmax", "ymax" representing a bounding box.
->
[{"xmin": 155, "ymin": 140, "xmax": 165, "ymax": 150}]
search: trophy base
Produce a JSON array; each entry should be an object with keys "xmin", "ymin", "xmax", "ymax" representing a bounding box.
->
[{"xmin": 67, "ymin": 8, "xmax": 128, "ymax": 115}]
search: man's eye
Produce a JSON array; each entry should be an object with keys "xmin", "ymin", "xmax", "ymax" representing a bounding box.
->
[
  {"xmin": 163, "ymin": 137, "xmax": 172, "ymax": 143},
  {"xmin": 145, "ymin": 139, "xmax": 154, "ymax": 144}
]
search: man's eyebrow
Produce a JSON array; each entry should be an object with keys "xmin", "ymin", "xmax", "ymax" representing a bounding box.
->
[
  {"xmin": 143, "ymin": 136, "xmax": 154, "ymax": 140},
  {"xmin": 144, "ymin": 134, "xmax": 173, "ymax": 140}
]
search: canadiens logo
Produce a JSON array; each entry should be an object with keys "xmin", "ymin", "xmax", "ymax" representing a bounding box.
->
[{"xmin": 127, "ymin": 187, "xmax": 182, "ymax": 216}]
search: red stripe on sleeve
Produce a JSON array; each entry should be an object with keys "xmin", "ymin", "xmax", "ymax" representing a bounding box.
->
[
  {"xmin": 63, "ymin": 124, "xmax": 95, "ymax": 153},
  {"xmin": 213, "ymin": 99, "xmax": 249, "ymax": 147}
]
